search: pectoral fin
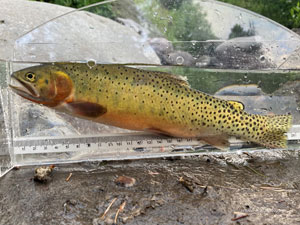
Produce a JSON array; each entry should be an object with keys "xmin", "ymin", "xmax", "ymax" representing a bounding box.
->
[{"xmin": 66, "ymin": 101, "xmax": 107, "ymax": 118}]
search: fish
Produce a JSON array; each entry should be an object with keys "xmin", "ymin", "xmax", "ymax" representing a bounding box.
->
[{"xmin": 9, "ymin": 63, "xmax": 292, "ymax": 149}]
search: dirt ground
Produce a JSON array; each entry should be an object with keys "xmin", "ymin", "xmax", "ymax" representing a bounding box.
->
[{"xmin": 1, "ymin": 150, "xmax": 300, "ymax": 225}]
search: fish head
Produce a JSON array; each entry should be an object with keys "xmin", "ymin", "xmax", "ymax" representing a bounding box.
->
[{"xmin": 10, "ymin": 64, "xmax": 73, "ymax": 107}]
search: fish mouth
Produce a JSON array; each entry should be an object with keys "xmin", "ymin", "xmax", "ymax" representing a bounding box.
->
[{"xmin": 9, "ymin": 74, "xmax": 40, "ymax": 101}]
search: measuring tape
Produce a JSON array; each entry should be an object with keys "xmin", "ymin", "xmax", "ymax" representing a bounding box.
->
[
  {"xmin": 13, "ymin": 132, "xmax": 205, "ymax": 155},
  {"xmin": 13, "ymin": 125, "xmax": 300, "ymax": 155}
]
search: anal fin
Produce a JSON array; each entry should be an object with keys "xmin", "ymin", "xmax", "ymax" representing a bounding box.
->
[
  {"xmin": 146, "ymin": 128, "xmax": 173, "ymax": 137},
  {"xmin": 146, "ymin": 127, "xmax": 230, "ymax": 150},
  {"xmin": 201, "ymin": 134, "xmax": 230, "ymax": 150}
]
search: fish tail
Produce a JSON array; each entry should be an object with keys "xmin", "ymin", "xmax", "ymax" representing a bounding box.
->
[{"xmin": 257, "ymin": 114, "xmax": 292, "ymax": 148}]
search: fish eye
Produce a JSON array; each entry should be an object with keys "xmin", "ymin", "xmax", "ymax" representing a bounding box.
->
[{"xmin": 25, "ymin": 72, "xmax": 36, "ymax": 82}]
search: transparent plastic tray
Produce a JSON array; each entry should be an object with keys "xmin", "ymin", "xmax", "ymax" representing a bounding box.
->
[{"xmin": 1, "ymin": 0, "xmax": 300, "ymax": 176}]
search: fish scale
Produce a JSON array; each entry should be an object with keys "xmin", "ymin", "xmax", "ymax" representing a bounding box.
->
[{"xmin": 10, "ymin": 63, "xmax": 292, "ymax": 149}]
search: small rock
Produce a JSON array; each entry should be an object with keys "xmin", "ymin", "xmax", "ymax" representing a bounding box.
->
[
  {"xmin": 33, "ymin": 165, "xmax": 54, "ymax": 183},
  {"xmin": 179, "ymin": 176, "xmax": 195, "ymax": 192},
  {"xmin": 195, "ymin": 55, "xmax": 212, "ymax": 67},
  {"xmin": 164, "ymin": 50, "xmax": 196, "ymax": 66},
  {"xmin": 115, "ymin": 175, "xmax": 136, "ymax": 187},
  {"xmin": 150, "ymin": 37, "xmax": 174, "ymax": 55}
]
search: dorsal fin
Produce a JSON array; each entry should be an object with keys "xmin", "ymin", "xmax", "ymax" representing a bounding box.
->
[
  {"xmin": 155, "ymin": 71, "xmax": 190, "ymax": 87},
  {"xmin": 170, "ymin": 74, "xmax": 190, "ymax": 87},
  {"xmin": 227, "ymin": 100, "xmax": 245, "ymax": 111}
]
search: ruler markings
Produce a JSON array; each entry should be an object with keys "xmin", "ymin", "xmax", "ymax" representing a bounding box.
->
[{"xmin": 12, "ymin": 125, "xmax": 300, "ymax": 155}]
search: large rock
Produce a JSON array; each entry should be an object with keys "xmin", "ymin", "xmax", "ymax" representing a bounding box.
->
[
  {"xmin": 0, "ymin": 0, "xmax": 160, "ymax": 64},
  {"xmin": 215, "ymin": 36, "xmax": 262, "ymax": 54},
  {"xmin": 0, "ymin": 0, "xmax": 161, "ymax": 140},
  {"xmin": 214, "ymin": 36, "xmax": 275, "ymax": 69}
]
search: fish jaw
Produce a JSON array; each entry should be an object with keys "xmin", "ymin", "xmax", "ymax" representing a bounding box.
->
[
  {"xmin": 9, "ymin": 74, "xmax": 59, "ymax": 106},
  {"xmin": 10, "ymin": 73, "xmax": 38, "ymax": 96},
  {"xmin": 9, "ymin": 74, "xmax": 43, "ymax": 103},
  {"xmin": 9, "ymin": 69, "xmax": 74, "ymax": 107}
]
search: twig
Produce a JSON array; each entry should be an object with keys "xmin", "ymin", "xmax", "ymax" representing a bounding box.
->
[
  {"xmin": 148, "ymin": 170, "xmax": 159, "ymax": 176},
  {"xmin": 245, "ymin": 165, "xmax": 265, "ymax": 177},
  {"xmin": 100, "ymin": 198, "xmax": 117, "ymax": 220},
  {"xmin": 66, "ymin": 173, "xmax": 72, "ymax": 182},
  {"xmin": 231, "ymin": 212, "xmax": 249, "ymax": 221},
  {"xmin": 259, "ymin": 186, "xmax": 289, "ymax": 192},
  {"xmin": 114, "ymin": 201, "xmax": 126, "ymax": 224},
  {"xmin": 231, "ymin": 214, "xmax": 248, "ymax": 221}
]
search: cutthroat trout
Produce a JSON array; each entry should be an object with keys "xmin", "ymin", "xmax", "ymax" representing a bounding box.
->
[{"xmin": 10, "ymin": 63, "xmax": 292, "ymax": 149}]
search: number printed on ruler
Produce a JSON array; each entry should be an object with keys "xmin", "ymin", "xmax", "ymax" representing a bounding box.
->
[
  {"xmin": 13, "ymin": 133, "xmax": 202, "ymax": 155},
  {"xmin": 13, "ymin": 125, "xmax": 300, "ymax": 155}
]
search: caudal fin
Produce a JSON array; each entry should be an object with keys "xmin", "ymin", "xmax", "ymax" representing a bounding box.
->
[{"xmin": 258, "ymin": 114, "xmax": 292, "ymax": 148}]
